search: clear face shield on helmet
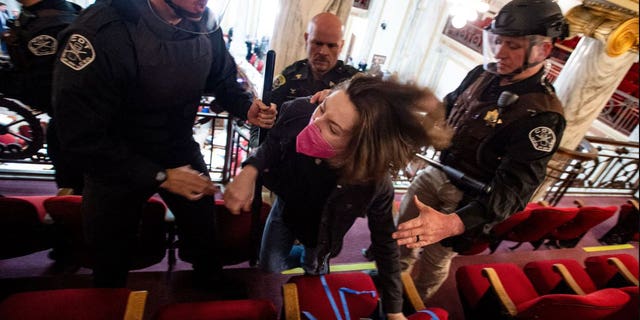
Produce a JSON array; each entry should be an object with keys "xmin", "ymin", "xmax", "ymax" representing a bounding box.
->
[
  {"xmin": 482, "ymin": 29, "xmax": 549, "ymax": 77},
  {"xmin": 147, "ymin": 0, "xmax": 230, "ymax": 35}
]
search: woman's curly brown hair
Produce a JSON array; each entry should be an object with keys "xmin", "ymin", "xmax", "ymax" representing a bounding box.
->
[{"xmin": 335, "ymin": 75, "xmax": 452, "ymax": 184}]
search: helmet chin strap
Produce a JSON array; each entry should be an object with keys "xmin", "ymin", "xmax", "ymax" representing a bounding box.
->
[{"xmin": 164, "ymin": 0, "xmax": 202, "ymax": 20}]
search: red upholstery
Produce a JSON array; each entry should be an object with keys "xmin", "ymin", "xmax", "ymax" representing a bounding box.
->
[
  {"xmin": 461, "ymin": 203, "xmax": 537, "ymax": 255},
  {"xmin": 0, "ymin": 195, "xmax": 52, "ymax": 259},
  {"xmin": 584, "ymin": 254, "xmax": 639, "ymax": 289},
  {"xmin": 547, "ymin": 206, "xmax": 617, "ymax": 247},
  {"xmin": 288, "ymin": 272, "xmax": 379, "ymax": 320},
  {"xmin": 285, "ymin": 271, "xmax": 446, "ymax": 320},
  {"xmin": 456, "ymin": 262, "xmax": 629, "ymax": 320},
  {"xmin": 600, "ymin": 201, "xmax": 639, "ymax": 244},
  {"xmin": 215, "ymin": 199, "xmax": 270, "ymax": 265},
  {"xmin": 154, "ymin": 299, "xmax": 277, "ymax": 320},
  {"xmin": 502, "ymin": 206, "xmax": 579, "ymax": 250},
  {"xmin": 523, "ymin": 259, "xmax": 597, "ymax": 294},
  {"xmin": 0, "ymin": 288, "xmax": 133, "ymax": 320},
  {"xmin": 43, "ymin": 195, "xmax": 168, "ymax": 269}
]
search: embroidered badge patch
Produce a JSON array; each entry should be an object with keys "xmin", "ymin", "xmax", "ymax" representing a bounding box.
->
[
  {"xmin": 28, "ymin": 35, "xmax": 57, "ymax": 56},
  {"xmin": 60, "ymin": 34, "xmax": 95, "ymax": 71},
  {"xmin": 273, "ymin": 74, "xmax": 286, "ymax": 89},
  {"xmin": 529, "ymin": 126, "xmax": 556, "ymax": 152}
]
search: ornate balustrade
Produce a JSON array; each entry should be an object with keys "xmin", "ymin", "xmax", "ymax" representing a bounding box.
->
[{"xmin": 543, "ymin": 136, "xmax": 639, "ymax": 205}]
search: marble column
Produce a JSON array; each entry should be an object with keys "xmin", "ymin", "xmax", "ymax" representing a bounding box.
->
[
  {"xmin": 270, "ymin": 0, "xmax": 353, "ymax": 76},
  {"xmin": 554, "ymin": 36, "xmax": 637, "ymax": 150}
]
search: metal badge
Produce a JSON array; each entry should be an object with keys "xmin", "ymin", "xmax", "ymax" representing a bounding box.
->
[{"xmin": 483, "ymin": 109, "xmax": 503, "ymax": 127}]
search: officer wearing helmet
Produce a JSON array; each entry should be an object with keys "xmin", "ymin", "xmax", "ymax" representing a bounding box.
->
[
  {"xmin": 391, "ymin": 0, "xmax": 568, "ymax": 301},
  {"xmin": 52, "ymin": 0, "xmax": 277, "ymax": 289}
]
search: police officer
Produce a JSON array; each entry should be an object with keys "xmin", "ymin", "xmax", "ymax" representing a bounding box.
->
[
  {"xmin": 0, "ymin": 0, "xmax": 81, "ymax": 194},
  {"xmin": 52, "ymin": 0, "xmax": 276, "ymax": 288},
  {"xmin": 391, "ymin": 0, "xmax": 568, "ymax": 301},
  {"xmin": 270, "ymin": 12, "xmax": 358, "ymax": 108},
  {"xmin": 250, "ymin": 12, "xmax": 358, "ymax": 147}
]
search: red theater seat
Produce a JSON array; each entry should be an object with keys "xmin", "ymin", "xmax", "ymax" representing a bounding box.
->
[
  {"xmin": 215, "ymin": 199, "xmax": 270, "ymax": 266},
  {"xmin": 43, "ymin": 195, "xmax": 168, "ymax": 270},
  {"xmin": 501, "ymin": 206, "xmax": 579, "ymax": 250},
  {"xmin": 154, "ymin": 299, "xmax": 277, "ymax": 320},
  {"xmin": 282, "ymin": 271, "xmax": 448, "ymax": 320},
  {"xmin": 525, "ymin": 258, "xmax": 638, "ymax": 320},
  {"xmin": 546, "ymin": 205, "xmax": 617, "ymax": 248},
  {"xmin": 584, "ymin": 254, "xmax": 639, "ymax": 289},
  {"xmin": 0, "ymin": 288, "xmax": 147, "ymax": 320},
  {"xmin": 523, "ymin": 259, "xmax": 598, "ymax": 295},
  {"xmin": 456, "ymin": 262, "xmax": 629, "ymax": 320},
  {"xmin": 0, "ymin": 195, "xmax": 53, "ymax": 259},
  {"xmin": 600, "ymin": 200, "xmax": 639, "ymax": 244}
]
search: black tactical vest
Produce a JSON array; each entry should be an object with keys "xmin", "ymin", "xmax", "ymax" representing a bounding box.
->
[{"xmin": 443, "ymin": 72, "xmax": 564, "ymax": 183}]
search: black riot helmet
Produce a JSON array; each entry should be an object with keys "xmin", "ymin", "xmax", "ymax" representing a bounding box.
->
[
  {"xmin": 483, "ymin": 0, "xmax": 569, "ymax": 78},
  {"xmin": 489, "ymin": 0, "xmax": 569, "ymax": 41}
]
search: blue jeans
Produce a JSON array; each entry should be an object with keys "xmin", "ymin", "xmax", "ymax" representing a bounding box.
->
[{"xmin": 259, "ymin": 197, "xmax": 321, "ymax": 273}]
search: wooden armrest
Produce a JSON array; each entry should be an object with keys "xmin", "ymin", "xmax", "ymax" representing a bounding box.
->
[
  {"xmin": 282, "ymin": 283, "xmax": 301, "ymax": 320},
  {"xmin": 482, "ymin": 268, "xmax": 518, "ymax": 317},
  {"xmin": 628, "ymin": 199, "xmax": 639, "ymax": 211},
  {"xmin": 573, "ymin": 199, "xmax": 585, "ymax": 208},
  {"xmin": 552, "ymin": 263, "xmax": 586, "ymax": 295},
  {"xmin": 608, "ymin": 257, "xmax": 639, "ymax": 286},
  {"xmin": 537, "ymin": 200, "xmax": 550, "ymax": 207},
  {"xmin": 123, "ymin": 290, "xmax": 147, "ymax": 320},
  {"xmin": 401, "ymin": 271, "xmax": 425, "ymax": 311}
]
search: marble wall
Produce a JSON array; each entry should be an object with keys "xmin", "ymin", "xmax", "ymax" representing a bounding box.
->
[{"xmin": 554, "ymin": 36, "xmax": 637, "ymax": 150}]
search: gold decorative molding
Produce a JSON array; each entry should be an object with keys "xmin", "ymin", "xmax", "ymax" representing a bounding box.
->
[{"xmin": 566, "ymin": 4, "xmax": 639, "ymax": 56}]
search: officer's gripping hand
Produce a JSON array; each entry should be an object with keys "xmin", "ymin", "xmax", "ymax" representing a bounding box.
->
[
  {"xmin": 223, "ymin": 165, "xmax": 258, "ymax": 215},
  {"xmin": 392, "ymin": 196, "xmax": 466, "ymax": 248},
  {"xmin": 309, "ymin": 89, "xmax": 331, "ymax": 104},
  {"xmin": 160, "ymin": 165, "xmax": 217, "ymax": 201},
  {"xmin": 248, "ymin": 99, "xmax": 277, "ymax": 128}
]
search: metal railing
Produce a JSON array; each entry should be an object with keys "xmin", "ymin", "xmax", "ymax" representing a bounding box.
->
[
  {"xmin": 543, "ymin": 136, "xmax": 639, "ymax": 205},
  {"xmin": 598, "ymin": 90, "xmax": 639, "ymax": 136}
]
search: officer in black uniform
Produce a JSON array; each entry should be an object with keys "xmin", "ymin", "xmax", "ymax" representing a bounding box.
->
[
  {"xmin": 0, "ymin": 0, "xmax": 81, "ymax": 194},
  {"xmin": 392, "ymin": 0, "xmax": 569, "ymax": 300},
  {"xmin": 52, "ymin": 0, "xmax": 276, "ymax": 288},
  {"xmin": 250, "ymin": 12, "xmax": 358, "ymax": 147}
]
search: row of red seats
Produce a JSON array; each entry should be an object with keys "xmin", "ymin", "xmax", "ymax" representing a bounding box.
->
[
  {"xmin": 463, "ymin": 200, "xmax": 634, "ymax": 255},
  {"xmin": 0, "ymin": 270, "xmax": 451, "ymax": 319},
  {"xmin": 0, "ymin": 288, "xmax": 278, "ymax": 320},
  {"xmin": 0, "ymin": 195, "xmax": 270, "ymax": 269},
  {"xmin": 456, "ymin": 253, "xmax": 639, "ymax": 320}
]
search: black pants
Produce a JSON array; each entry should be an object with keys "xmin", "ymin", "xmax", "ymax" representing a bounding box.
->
[{"xmin": 83, "ymin": 156, "xmax": 220, "ymax": 287}]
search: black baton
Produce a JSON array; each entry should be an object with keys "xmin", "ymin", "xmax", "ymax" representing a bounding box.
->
[
  {"xmin": 249, "ymin": 50, "xmax": 276, "ymax": 265},
  {"xmin": 415, "ymin": 153, "xmax": 492, "ymax": 195}
]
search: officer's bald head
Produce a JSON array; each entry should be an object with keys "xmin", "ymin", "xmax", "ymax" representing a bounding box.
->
[{"xmin": 305, "ymin": 12, "xmax": 345, "ymax": 79}]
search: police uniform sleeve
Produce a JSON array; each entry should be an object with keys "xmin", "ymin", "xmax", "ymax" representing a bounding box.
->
[
  {"xmin": 52, "ymin": 21, "xmax": 163, "ymax": 188},
  {"xmin": 367, "ymin": 178, "xmax": 404, "ymax": 314},
  {"xmin": 205, "ymin": 28, "xmax": 252, "ymax": 120},
  {"xmin": 455, "ymin": 111, "xmax": 566, "ymax": 231}
]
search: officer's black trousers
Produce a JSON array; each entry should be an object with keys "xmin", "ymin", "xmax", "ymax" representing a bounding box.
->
[{"xmin": 82, "ymin": 156, "xmax": 220, "ymax": 288}]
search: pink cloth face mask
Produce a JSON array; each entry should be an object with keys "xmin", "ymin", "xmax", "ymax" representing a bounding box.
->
[{"xmin": 296, "ymin": 122, "xmax": 337, "ymax": 159}]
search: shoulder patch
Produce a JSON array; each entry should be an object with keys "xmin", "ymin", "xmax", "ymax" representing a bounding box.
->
[
  {"xmin": 60, "ymin": 34, "xmax": 95, "ymax": 71},
  {"xmin": 28, "ymin": 35, "xmax": 58, "ymax": 56},
  {"xmin": 529, "ymin": 126, "xmax": 556, "ymax": 152},
  {"xmin": 273, "ymin": 74, "xmax": 286, "ymax": 90}
]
